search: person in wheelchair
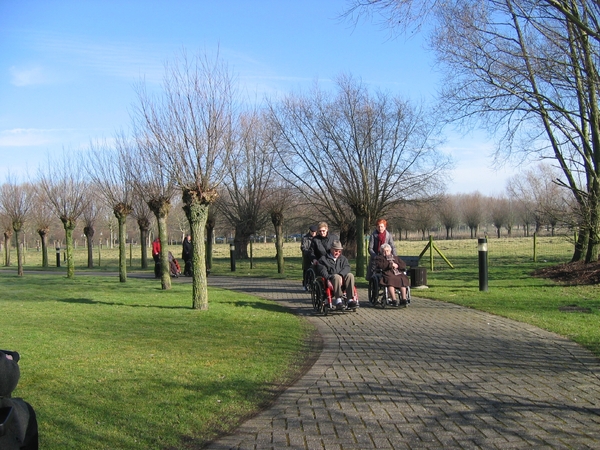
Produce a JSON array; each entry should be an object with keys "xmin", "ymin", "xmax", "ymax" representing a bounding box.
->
[
  {"xmin": 316, "ymin": 240, "xmax": 357, "ymax": 309},
  {"xmin": 374, "ymin": 243, "xmax": 409, "ymax": 306}
]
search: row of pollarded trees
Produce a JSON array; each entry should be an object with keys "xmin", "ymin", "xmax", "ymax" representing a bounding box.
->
[
  {"xmin": 385, "ymin": 163, "xmax": 575, "ymax": 241},
  {"xmin": 1, "ymin": 51, "xmax": 449, "ymax": 309},
  {"xmin": 346, "ymin": 0, "xmax": 600, "ymax": 263}
]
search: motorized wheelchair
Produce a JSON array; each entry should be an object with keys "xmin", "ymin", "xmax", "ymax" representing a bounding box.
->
[
  {"xmin": 311, "ymin": 275, "xmax": 359, "ymax": 316},
  {"xmin": 368, "ymin": 268, "xmax": 411, "ymax": 308}
]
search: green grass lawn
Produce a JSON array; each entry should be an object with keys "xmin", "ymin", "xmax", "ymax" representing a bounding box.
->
[
  {"xmin": 1, "ymin": 272, "xmax": 314, "ymax": 449},
  {"xmin": 3, "ymin": 236, "xmax": 600, "ymax": 448}
]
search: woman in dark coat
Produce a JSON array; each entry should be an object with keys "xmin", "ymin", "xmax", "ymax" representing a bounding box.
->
[{"xmin": 375, "ymin": 243, "xmax": 409, "ymax": 306}]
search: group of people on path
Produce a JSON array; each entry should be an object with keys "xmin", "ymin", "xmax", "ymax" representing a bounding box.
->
[{"xmin": 301, "ymin": 218, "xmax": 410, "ymax": 306}]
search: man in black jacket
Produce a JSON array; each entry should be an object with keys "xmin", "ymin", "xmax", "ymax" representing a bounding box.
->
[
  {"xmin": 316, "ymin": 240, "xmax": 357, "ymax": 309},
  {"xmin": 301, "ymin": 225, "xmax": 317, "ymax": 290},
  {"xmin": 182, "ymin": 235, "xmax": 193, "ymax": 276}
]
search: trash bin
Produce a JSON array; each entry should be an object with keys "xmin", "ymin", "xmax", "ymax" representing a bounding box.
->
[{"xmin": 410, "ymin": 267, "xmax": 427, "ymax": 287}]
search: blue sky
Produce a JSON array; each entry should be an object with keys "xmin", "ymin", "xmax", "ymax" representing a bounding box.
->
[{"xmin": 0, "ymin": 0, "xmax": 516, "ymax": 194}]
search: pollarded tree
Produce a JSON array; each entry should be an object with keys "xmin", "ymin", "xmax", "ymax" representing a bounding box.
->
[
  {"xmin": 128, "ymin": 128, "xmax": 177, "ymax": 290},
  {"xmin": 130, "ymin": 191, "xmax": 153, "ymax": 269},
  {"xmin": 216, "ymin": 110, "xmax": 275, "ymax": 260},
  {"xmin": 37, "ymin": 152, "xmax": 90, "ymax": 278},
  {"xmin": 460, "ymin": 192, "xmax": 486, "ymax": 239},
  {"xmin": 30, "ymin": 185, "xmax": 55, "ymax": 267},
  {"xmin": 1, "ymin": 214, "xmax": 11, "ymax": 267},
  {"xmin": 437, "ymin": 194, "xmax": 460, "ymax": 239},
  {"xmin": 269, "ymin": 74, "xmax": 449, "ymax": 276},
  {"xmin": 0, "ymin": 177, "xmax": 32, "ymax": 276},
  {"xmin": 133, "ymin": 50, "xmax": 238, "ymax": 309},
  {"xmin": 86, "ymin": 135, "xmax": 135, "ymax": 283},
  {"xmin": 81, "ymin": 191, "xmax": 103, "ymax": 269}
]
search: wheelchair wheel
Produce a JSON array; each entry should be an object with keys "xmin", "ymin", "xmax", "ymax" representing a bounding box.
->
[
  {"xmin": 368, "ymin": 277, "xmax": 377, "ymax": 306},
  {"xmin": 311, "ymin": 280, "xmax": 323, "ymax": 313},
  {"xmin": 305, "ymin": 267, "xmax": 316, "ymax": 293}
]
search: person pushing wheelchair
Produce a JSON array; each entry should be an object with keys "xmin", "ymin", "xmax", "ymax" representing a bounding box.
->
[{"xmin": 316, "ymin": 240, "xmax": 357, "ymax": 309}]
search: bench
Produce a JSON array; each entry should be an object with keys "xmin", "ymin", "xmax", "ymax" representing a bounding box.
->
[
  {"xmin": 398, "ymin": 256, "xmax": 427, "ymax": 287},
  {"xmin": 398, "ymin": 256, "xmax": 420, "ymax": 268}
]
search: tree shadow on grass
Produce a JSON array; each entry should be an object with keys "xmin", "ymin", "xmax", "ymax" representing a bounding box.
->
[{"xmin": 56, "ymin": 297, "xmax": 190, "ymax": 309}]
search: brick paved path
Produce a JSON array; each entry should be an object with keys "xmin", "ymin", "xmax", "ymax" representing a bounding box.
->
[{"xmin": 204, "ymin": 276, "xmax": 600, "ymax": 449}]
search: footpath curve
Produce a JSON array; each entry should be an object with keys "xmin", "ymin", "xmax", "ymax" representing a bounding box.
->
[{"xmin": 203, "ymin": 276, "xmax": 600, "ymax": 450}]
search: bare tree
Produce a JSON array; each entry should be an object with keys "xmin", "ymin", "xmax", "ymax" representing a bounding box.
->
[
  {"xmin": 0, "ymin": 177, "xmax": 32, "ymax": 276},
  {"xmin": 130, "ymin": 192, "xmax": 153, "ymax": 269},
  {"xmin": 30, "ymin": 185, "xmax": 55, "ymax": 267},
  {"xmin": 1, "ymin": 214, "xmax": 11, "ymax": 267},
  {"xmin": 133, "ymin": 50, "xmax": 237, "ymax": 309},
  {"xmin": 269, "ymin": 74, "xmax": 448, "ymax": 276},
  {"xmin": 81, "ymin": 192, "xmax": 103, "ymax": 269},
  {"xmin": 127, "ymin": 130, "xmax": 178, "ymax": 290},
  {"xmin": 216, "ymin": 110, "xmax": 274, "ymax": 259},
  {"xmin": 37, "ymin": 152, "xmax": 89, "ymax": 278},
  {"xmin": 346, "ymin": 1, "xmax": 600, "ymax": 262},
  {"xmin": 460, "ymin": 192, "xmax": 486, "ymax": 238},
  {"xmin": 437, "ymin": 194, "xmax": 460, "ymax": 239},
  {"xmin": 86, "ymin": 135, "xmax": 135, "ymax": 282}
]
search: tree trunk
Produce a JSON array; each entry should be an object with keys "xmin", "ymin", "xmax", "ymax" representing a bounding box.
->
[
  {"xmin": 585, "ymin": 181, "xmax": 600, "ymax": 262},
  {"xmin": 116, "ymin": 214, "xmax": 127, "ymax": 282},
  {"xmin": 234, "ymin": 230, "xmax": 251, "ymax": 260},
  {"xmin": 148, "ymin": 198, "xmax": 172, "ymax": 290},
  {"xmin": 138, "ymin": 219, "xmax": 150, "ymax": 269},
  {"xmin": 205, "ymin": 215, "xmax": 215, "ymax": 272},
  {"xmin": 572, "ymin": 224, "xmax": 588, "ymax": 262},
  {"xmin": 183, "ymin": 189, "xmax": 210, "ymax": 310},
  {"xmin": 61, "ymin": 218, "xmax": 76, "ymax": 278},
  {"xmin": 271, "ymin": 211, "xmax": 284, "ymax": 274},
  {"xmin": 38, "ymin": 229, "xmax": 48, "ymax": 268},
  {"xmin": 157, "ymin": 215, "xmax": 171, "ymax": 289},
  {"xmin": 3, "ymin": 231, "xmax": 12, "ymax": 266},
  {"xmin": 84, "ymin": 226, "xmax": 94, "ymax": 268},
  {"xmin": 14, "ymin": 228, "xmax": 23, "ymax": 277},
  {"xmin": 355, "ymin": 215, "xmax": 366, "ymax": 278}
]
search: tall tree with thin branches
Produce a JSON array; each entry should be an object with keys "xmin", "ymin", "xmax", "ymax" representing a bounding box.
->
[
  {"xmin": 133, "ymin": 51, "xmax": 237, "ymax": 308},
  {"xmin": 269, "ymin": 74, "xmax": 448, "ymax": 276},
  {"xmin": 38, "ymin": 152, "xmax": 89, "ymax": 278},
  {"xmin": 86, "ymin": 135, "xmax": 134, "ymax": 282},
  {"xmin": 0, "ymin": 176, "xmax": 32, "ymax": 276}
]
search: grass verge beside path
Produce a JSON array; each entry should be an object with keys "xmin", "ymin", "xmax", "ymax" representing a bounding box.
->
[
  {"xmin": 0, "ymin": 272, "xmax": 314, "ymax": 450},
  {"xmin": 415, "ymin": 259, "xmax": 600, "ymax": 356}
]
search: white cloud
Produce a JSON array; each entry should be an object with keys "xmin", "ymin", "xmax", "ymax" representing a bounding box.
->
[
  {"xmin": 0, "ymin": 128, "xmax": 69, "ymax": 147},
  {"xmin": 9, "ymin": 66, "xmax": 47, "ymax": 86}
]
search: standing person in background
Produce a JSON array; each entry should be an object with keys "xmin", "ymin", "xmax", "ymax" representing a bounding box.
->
[
  {"xmin": 367, "ymin": 219, "xmax": 396, "ymax": 279},
  {"xmin": 182, "ymin": 235, "xmax": 193, "ymax": 276},
  {"xmin": 152, "ymin": 237, "xmax": 161, "ymax": 278},
  {"xmin": 301, "ymin": 225, "xmax": 317, "ymax": 290}
]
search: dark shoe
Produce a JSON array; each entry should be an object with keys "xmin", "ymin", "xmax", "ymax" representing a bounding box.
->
[
  {"xmin": 347, "ymin": 299, "xmax": 357, "ymax": 309},
  {"xmin": 399, "ymin": 299, "xmax": 408, "ymax": 307}
]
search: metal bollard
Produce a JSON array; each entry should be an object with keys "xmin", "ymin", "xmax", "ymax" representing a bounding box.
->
[
  {"xmin": 478, "ymin": 238, "xmax": 488, "ymax": 291},
  {"xmin": 230, "ymin": 243, "xmax": 236, "ymax": 272},
  {"xmin": 56, "ymin": 247, "xmax": 61, "ymax": 267}
]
